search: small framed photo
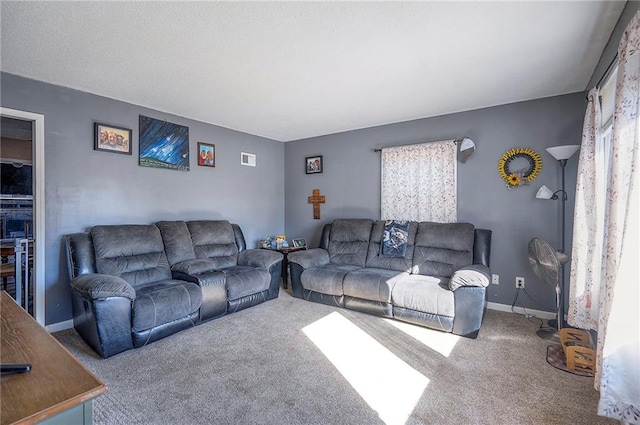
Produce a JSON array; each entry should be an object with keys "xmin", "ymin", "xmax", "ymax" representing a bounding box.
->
[
  {"xmin": 305, "ymin": 155, "xmax": 323, "ymax": 174},
  {"xmin": 197, "ymin": 142, "xmax": 215, "ymax": 167},
  {"xmin": 94, "ymin": 122, "xmax": 132, "ymax": 155},
  {"xmin": 292, "ymin": 238, "xmax": 307, "ymax": 248}
]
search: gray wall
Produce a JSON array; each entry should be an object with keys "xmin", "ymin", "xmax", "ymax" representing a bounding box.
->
[
  {"xmin": 1, "ymin": 72, "xmax": 285, "ymax": 325},
  {"xmin": 284, "ymin": 93, "xmax": 586, "ymax": 312}
]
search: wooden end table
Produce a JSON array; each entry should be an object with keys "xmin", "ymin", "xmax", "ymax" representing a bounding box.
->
[
  {"xmin": 1, "ymin": 291, "xmax": 106, "ymax": 424},
  {"xmin": 261, "ymin": 246, "xmax": 307, "ymax": 289}
]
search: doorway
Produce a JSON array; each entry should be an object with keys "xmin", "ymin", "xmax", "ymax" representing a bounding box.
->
[{"xmin": 0, "ymin": 108, "xmax": 45, "ymax": 326}]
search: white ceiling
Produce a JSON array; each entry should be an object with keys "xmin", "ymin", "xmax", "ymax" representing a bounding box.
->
[{"xmin": 0, "ymin": 1, "xmax": 625, "ymax": 142}]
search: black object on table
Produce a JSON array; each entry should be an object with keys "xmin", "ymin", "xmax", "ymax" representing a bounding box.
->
[
  {"xmin": 1, "ymin": 363, "xmax": 31, "ymax": 375},
  {"xmin": 261, "ymin": 246, "xmax": 307, "ymax": 289}
]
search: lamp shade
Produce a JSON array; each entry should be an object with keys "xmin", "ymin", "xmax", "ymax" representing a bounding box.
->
[
  {"xmin": 460, "ymin": 137, "xmax": 474, "ymax": 151},
  {"xmin": 546, "ymin": 145, "xmax": 580, "ymax": 160},
  {"xmin": 536, "ymin": 185, "xmax": 554, "ymax": 199}
]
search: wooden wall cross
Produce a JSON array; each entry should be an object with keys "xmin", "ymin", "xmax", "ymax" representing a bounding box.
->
[{"xmin": 307, "ymin": 189, "xmax": 326, "ymax": 220}]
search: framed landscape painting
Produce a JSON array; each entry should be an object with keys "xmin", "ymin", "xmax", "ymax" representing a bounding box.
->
[{"xmin": 139, "ymin": 115, "xmax": 190, "ymax": 171}]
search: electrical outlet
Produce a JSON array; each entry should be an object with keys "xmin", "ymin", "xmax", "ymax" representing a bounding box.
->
[
  {"xmin": 516, "ymin": 276, "xmax": 525, "ymax": 289},
  {"xmin": 492, "ymin": 274, "xmax": 499, "ymax": 285}
]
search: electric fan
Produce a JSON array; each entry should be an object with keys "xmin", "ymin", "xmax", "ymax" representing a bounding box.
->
[{"xmin": 528, "ymin": 238, "xmax": 567, "ymax": 342}]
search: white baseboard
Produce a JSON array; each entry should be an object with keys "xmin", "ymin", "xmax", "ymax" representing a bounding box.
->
[
  {"xmin": 45, "ymin": 319, "xmax": 73, "ymax": 333},
  {"xmin": 486, "ymin": 302, "xmax": 555, "ymax": 320}
]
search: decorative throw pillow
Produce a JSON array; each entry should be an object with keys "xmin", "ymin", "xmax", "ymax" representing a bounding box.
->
[{"xmin": 381, "ymin": 220, "xmax": 409, "ymax": 257}]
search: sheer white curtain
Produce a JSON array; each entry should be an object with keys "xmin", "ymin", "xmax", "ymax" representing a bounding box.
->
[
  {"xmin": 568, "ymin": 88, "xmax": 605, "ymax": 331},
  {"xmin": 568, "ymin": 11, "xmax": 640, "ymax": 423},
  {"xmin": 380, "ymin": 140, "xmax": 457, "ymax": 222},
  {"xmin": 596, "ymin": 12, "xmax": 640, "ymax": 422}
]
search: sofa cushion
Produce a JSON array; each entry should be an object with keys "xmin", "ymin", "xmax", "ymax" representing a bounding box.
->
[
  {"xmin": 91, "ymin": 224, "xmax": 172, "ymax": 287},
  {"xmin": 301, "ymin": 264, "xmax": 362, "ymax": 296},
  {"xmin": 412, "ymin": 222, "xmax": 475, "ymax": 278},
  {"xmin": 186, "ymin": 220, "xmax": 238, "ymax": 268},
  {"xmin": 366, "ymin": 220, "xmax": 418, "ymax": 272},
  {"xmin": 343, "ymin": 268, "xmax": 409, "ymax": 303},
  {"xmin": 391, "ymin": 274, "xmax": 454, "ymax": 317},
  {"xmin": 132, "ymin": 279, "xmax": 202, "ymax": 332},
  {"xmin": 223, "ymin": 266, "xmax": 271, "ymax": 301},
  {"xmin": 156, "ymin": 221, "xmax": 196, "ymax": 265},
  {"xmin": 327, "ymin": 219, "xmax": 373, "ymax": 267}
]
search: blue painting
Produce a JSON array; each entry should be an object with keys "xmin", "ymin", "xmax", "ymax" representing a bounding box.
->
[{"xmin": 139, "ymin": 115, "xmax": 189, "ymax": 171}]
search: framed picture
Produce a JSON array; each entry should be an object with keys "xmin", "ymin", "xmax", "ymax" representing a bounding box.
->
[
  {"xmin": 292, "ymin": 238, "xmax": 307, "ymax": 248},
  {"xmin": 94, "ymin": 122, "xmax": 132, "ymax": 155},
  {"xmin": 305, "ymin": 155, "xmax": 323, "ymax": 174},
  {"xmin": 197, "ymin": 142, "xmax": 215, "ymax": 167},
  {"xmin": 139, "ymin": 115, "xmax": 190, "ymax": 171}
]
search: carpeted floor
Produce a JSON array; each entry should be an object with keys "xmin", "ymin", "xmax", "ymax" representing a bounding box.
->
[{"xmin": 54, "ymin": 290, "xmax": 614, "ymax": 425}]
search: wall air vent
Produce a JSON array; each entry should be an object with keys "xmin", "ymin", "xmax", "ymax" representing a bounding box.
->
[{"xmin": 241, "ymin": 152, "xmax": 256, "ymax": 167}]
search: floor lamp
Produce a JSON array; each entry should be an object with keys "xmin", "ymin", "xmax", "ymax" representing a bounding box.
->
[{"xmin": 535, "ymin": 144, "xmax": 580, "ymax": 340}]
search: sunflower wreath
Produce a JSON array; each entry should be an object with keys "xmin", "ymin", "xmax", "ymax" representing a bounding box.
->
[{"xmin": 498, "ymin": 147, "xmax": 542, "ymax": 188}]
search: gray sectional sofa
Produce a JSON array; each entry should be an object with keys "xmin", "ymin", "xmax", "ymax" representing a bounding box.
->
[
  {"xmin": 65, "ymin": 220, "xmax": 282, "ymax": 358},
  {"xmin": 288, "ymin": 219, "xmax": 492, "ymax": 337}
]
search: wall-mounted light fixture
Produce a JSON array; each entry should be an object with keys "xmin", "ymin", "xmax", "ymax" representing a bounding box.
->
[{"xmin": 457, "ymin": 137, "xmax": 476, "ymax": 163}]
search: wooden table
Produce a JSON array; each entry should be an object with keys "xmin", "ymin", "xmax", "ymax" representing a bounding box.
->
[
  {"xmin": 261, "ymin": 246, "xmax": 307, "ymax": 289},
  {"xmin": 1, "ymin": 291, "xmax": 106, "ymax": 424}
]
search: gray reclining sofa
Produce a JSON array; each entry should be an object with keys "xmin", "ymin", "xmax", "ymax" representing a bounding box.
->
[
  {"xmin": 288, "ymin": 219, "xmax": 492, "ymax": 338},
  {"xmin": 65, "ymin": 220, "xmax": 282, "ymax": 358}
]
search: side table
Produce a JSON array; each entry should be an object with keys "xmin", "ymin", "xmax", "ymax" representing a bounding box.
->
[
  {"xmin": 1, "ymin": 291, "xmax": 106, "ymax": 425},
  {"xmin": 261, "ymin": 246, "xmax": 307, "ymax": 289}
]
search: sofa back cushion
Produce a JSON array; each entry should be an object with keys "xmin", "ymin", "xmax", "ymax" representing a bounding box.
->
[
  {"xmin": 365, "ymin": 220, "xmax": 418, "ymax": 272},
  {"xmin": 91, "ymin": 224, "xmax": 172, "ymax": 287},
  {"xmin": 186, "ymin": 220, "xmax": 238, "ymax": 269},
  {"xmin": 156, "ymin": 221, "xmax": 197, "ymax": 265},
  {"xmin": 327, "ymin": 219, "xmax": 373, "ymax": 267},
  {"xmin": 412, "ymin": 222, "xmax": 475, "ymax": 278}
]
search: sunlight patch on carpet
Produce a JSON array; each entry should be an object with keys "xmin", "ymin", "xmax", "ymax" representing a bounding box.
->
[
  {"xmin": 303, "ymin": 312, "xmax": 429, "ymax": 425},
  {"xmin": 382, "ymin": 318, "xmax": 460, "ymax": 357}
]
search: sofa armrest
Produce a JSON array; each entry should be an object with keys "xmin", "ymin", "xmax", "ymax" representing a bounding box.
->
[
  {"xmin": 238, "ymin": 249, "xmax": 283, "ymax": 269},
  {"xmin": 172, "ymin": 259, "xmax": 218, "ymax": 275},
  {"xmin": 173, "ymin": 270, "xmax": 227, "ymax": 322},
  {"xmin": 69, "ymin": 274, "xmax": 135, "ymax": 358},
  {"xmin": 70, "ymin": 274, "xmax": 136, "ymax": 301},
  {"xmin": 287, "ymin": 248, "xmax": 330, "ymax": 269},
  {"xmin": 449, "ymin": 264, "xmax": 491, "ymax": 291},
  {"xmin": 452, "ymin": 286, "xmax": 486, "ymax": 338}
]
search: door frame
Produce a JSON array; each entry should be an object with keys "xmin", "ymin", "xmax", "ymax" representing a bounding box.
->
[{"xmin": 1, "ymin": 107, "xmax": 45, "ymax": 326}]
